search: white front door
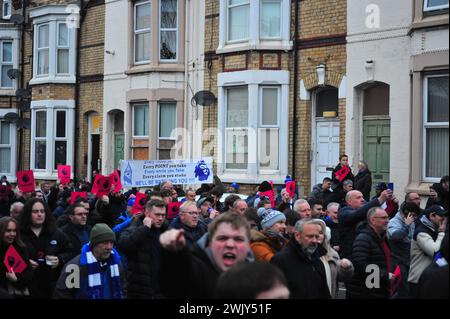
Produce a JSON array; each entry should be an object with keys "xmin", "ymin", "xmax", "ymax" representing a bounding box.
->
[{"xmin": 315, "ymin": 120, "xmax": 339, "ymax": 186}]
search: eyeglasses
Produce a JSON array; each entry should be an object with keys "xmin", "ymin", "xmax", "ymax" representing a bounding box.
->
[
  {"xmin": 373, "ymin": 216, "xmax": 389, "ymax": 220},
  {"xmin": 32, "ymin": 209, "xmax": 46, "ymax": 214},
  {"xmin": 184, "ymin": 211, "xmax": 199, "ymax": 216}
]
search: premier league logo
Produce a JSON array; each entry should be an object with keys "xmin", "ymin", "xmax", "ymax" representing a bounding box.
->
[{"xmin": 194, "ymin": 160, "xmax": 210, "ymax": 182}]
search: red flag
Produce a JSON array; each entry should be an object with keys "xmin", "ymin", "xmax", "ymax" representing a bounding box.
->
[
  {"xmin": 109, "ymin": 170, "xmax": 122, "ymax": 193},
  {"xmin": 71, "ymin": 192, "xmax": 88, "ymax": 204},
  {"xmin": 259, "ymin": 190, "xmax": 275, "ymax": 208},
  {"xmin": 132, "ymin": 193, "xmax": 147, "ymax": 215},
  {"xmin": 168, "ymin": 202, "xmax": 182, "ymax": 220},
  {"xmin": 286, "ymin": 181, "xmax": 296, "ymax": 198},
  {"xmin": 4, "ymin": 245, "xmax": 27, "ymax": 274},
  {"xmin": 335, "ymin": 165, "xmax": 350, "ymax": 182},
  {"xmin": 57, "ymin": 165, "xmax": 71, "ymax": 184},
  {"xmin": 16, "ymin": 170, "xmax": 35, "ymax": 193}
]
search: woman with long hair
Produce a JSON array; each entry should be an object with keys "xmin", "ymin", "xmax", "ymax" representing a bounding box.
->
[
  {"xmin": 18, "ymin": 198, "xmax": 74, "ymax": 298},
  {"xmin": 0, "ymin": 217, "xmax": 35, "ymax": 298},
  {"xmin": 311, "ymin": 219, "xmax": 354, "ymax": 299}
]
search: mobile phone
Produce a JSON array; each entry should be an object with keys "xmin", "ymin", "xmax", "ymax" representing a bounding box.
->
[
  {"xmin": 207, "ymin": 207, "xmax": 213, "ymax": 213},
  {"xmin": 388, "ymin": 182, "xmax": 394, "ymax": 192}
]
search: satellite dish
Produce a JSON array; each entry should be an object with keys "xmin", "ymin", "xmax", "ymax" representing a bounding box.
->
[
  {"xmin": 7, "ymin": 68, "xmax": 21, "ymax": 80},
  {"xmin": 15, "ymin": 88, "xmax": 31, "ymax": 99},
  {"xmin": 16, "ymin": 118, "xmax": 31, "ymax": 129},
  {"xmin": 192, "ymin": 90, "xmax": 216, "ymax": 106},
  {"xmin": 18, "ymin": 100, "xmax": 31, "ymax": 111},
  {"xmin": 3, "ymin": 112, "xmax": 20, "ymax": 122},
  {"xmin": 10, "ymin": 14, "xmax": 25, "ymax": 26}
]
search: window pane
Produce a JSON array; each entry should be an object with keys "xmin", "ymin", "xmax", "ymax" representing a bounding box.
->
[
  {"xmin": 136, "ymin": 3, "xmax": 151, "ymax": 30},
  {"xmin": 35, "ymin": 141, "xmax": 46, "ymax": 169},
  {"xmin": 259, "ymin": 128, "xmax": 279, "ymax": 170},
  {"xmin": 35, "ymin": 111, "xmax": 47, "ymax": 137},
  {"xmin": 261, "ymin": 88, "xmax": 278, "ymax": 126},
  {"xmin": 159, "ymin": 103, "xmax": 176, "ymax": 138},
  {"xmin": 54, "ymin": 141, "xmax": 67, "ymax": 169},
  {"xmin": 58, "ymin": 24, "xmax": 69, "ymax": 46},
  {"xmin": 1, "ymin": 65, "xmax": 13, "ymax": 88},
  {"xmin": 161, "ymin": 0, "xmax": 177, "ymax": 28},
  {"xmin": 134, "ymin": 104, "xmax": 149, "ymax": 136},
  {"xmin": 57, "ymin": 49, "xmax": 69, "ymax": 74},
  {"xmin": 2, "ymin": 42, "xmax": 12, "ymax": 62},
  {"xmin": 38, "ymin": 49, "xmax": 49, "ymax": 75},
  {"xmin": 158, "ymin": 140, "xmax": 175, "ymax": 160},
  {"xmin": 227, "ymin": 87, "xmax": 248, "ymax": 127},
  {"xmin": 226, "ymin": 129, "xmax": 248, "ymax": 169},
  {"xmin": 135, "ymin": 32, "xmax": 151, "ymax": 62},
  {"xmin": 38, "ymin": 25, "xmax": 49, "ymax": 48},
  {"xmin": 228, "ymin": 4, "xmax": 249, "ymax": 41},
  {"xmin": 0, "ymin": 148, "xmax": 10, "ymax": 173},
  {"xmin": 160, "ymin": 31, "xmax": 177, "ymax": 60},
  {"xmin": 1, "ymin": 122, "xmax": 10, "ymax": 144},
  {"xmin": 426, "ymin": 128, "xmax": 449, "ymax": 178},
  {"xmin": 427, "ymin": 76, "xmax": 449, "ymax": 122},
  {"xmin": 56, "ymin": 111, "xmax": 66, "ymax": 138},
  {"xmin": 426, "ymin": 0, "xmax": 449, "ymax": 8},
  {"xmin": 261, "ymin": 1, "xmax": 281, "ymax": 38}
]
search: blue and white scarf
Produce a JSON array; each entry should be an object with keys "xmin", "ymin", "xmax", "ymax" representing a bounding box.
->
[{"xmin": 79, "ymin": 243, "xmax": 123, "ymax": 299}]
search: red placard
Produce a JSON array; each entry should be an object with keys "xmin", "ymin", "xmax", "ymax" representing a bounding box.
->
[
  {"xmin": 167, "ymin": 202, "xmax": 182, "ymax": 220},
  {"xmin": 259, "ymin": 190, "xmax": 275, "ymax": 208},
  {"xmin": 109, "ymin": 170, "xmax": 122, "ymax": 193},
  {"xmin": 16, "ymin": 170, "xmax": 35, "ymax": 193},
  {"xmin": 57, "ymin": 165, "xmax": 71, "ymax": 184},
  {"xmin": 286, "ymin": 181, "xmax": 296, "ymax": 199},
  {"xmin": 132, "ymin": 193, "xmax": 147, "ymax": 215},
  {"xmin": 91, "ymin": 175, "xmax": 112, "ymax": 198},
  {"xmin": 71, "ymin": 192, "xmax": 88, "ymax": 204},
  {"xmin": 335, "ymin": 165, "xmax": 351, "ymax": 182},
  {"xmin": 3, "ymin": 245, "xmax": 27, "ymax": 274}
]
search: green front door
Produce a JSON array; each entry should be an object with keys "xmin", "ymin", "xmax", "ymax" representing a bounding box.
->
[
  {"xmin": 363, "ymin": 120, "xmax": 390, "ymax": 198},
  {"xmin": 114, "ymin": 134, "xmax": 124, "ymax": 169}
]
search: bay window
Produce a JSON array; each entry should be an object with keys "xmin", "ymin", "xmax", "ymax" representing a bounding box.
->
[
  {"xmin": 31, "ymin": 100, "xmax": 75, "ymax": 178},
  {"xmin": 134, "ymin": 1, "xmax": 151, "ymax": 64},
  {"xmin": 260, "ymin": 0, "xmax": 282, "ymax": 39},
  {"xmin": 423, "ymin": 74, "xmax": 449, "ymax": 181},
  {"xmin": 160, "ymin": 0, "xmax": 178, "ymax": 61},
  {"xmin": 227, "ymin": 0, "xmax": 250, "ymax": 42}
]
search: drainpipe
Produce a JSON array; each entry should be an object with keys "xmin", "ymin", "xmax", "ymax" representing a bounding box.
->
[
  {"xmin": 74, "ymin": 0, "xmax": 86, "ymax": 180},
  {"xmin": 18, "ymin": 0, "xmax": 26, "ymax": 171},
  {"xmin": 292, "ymin": 0, "xmax": 299, "ymax": 181}
]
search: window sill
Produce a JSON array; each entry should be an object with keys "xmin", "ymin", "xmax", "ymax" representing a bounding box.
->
[
  {"xmin": 216, "ymin": 40, "xmax": 293, "ymax": 54},
  {"xmin": 405, "ymin": 182, "xmax": 434, "ymax": 196},
  {"xmin": 32, "ymin": 172, "xmax": 58, "ymax": 180},
  {"xmin": 409, "ymin": 15, "xmax": 449, "ymax": 34},
  {"xmin": 0, "ymin": 88, "xmax": 16, "ymax": 95},
  {"xmin": 29, "ymin": 75, "xmax": 76, "ymax": 85},
  {"xmin": 126, "ymin": 64, "xmax": 185, "ymax": 75}
]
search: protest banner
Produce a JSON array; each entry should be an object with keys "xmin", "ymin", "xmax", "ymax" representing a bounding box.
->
[
  {"xmin": 57, "ymin": 165, "xmax": 71, "ymax": 184},
  {"xmin": 4, "ymin": 245, "xmax": 27, "ymax": 273},
  {"xmin": 16, "ymin": 170, "xmax": 35, "ymax": 193}
]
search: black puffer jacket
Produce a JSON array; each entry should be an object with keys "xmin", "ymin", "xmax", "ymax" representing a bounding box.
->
[
  {"xmin": 338, "ymin": 198, "xmax": 381, "ymax": 260},
  {"xmin": 354, "ymin": 169, "xmax": 372, "ymax": 202},
  {"xmin": 20, "ymin": 227, "xmax": 74, "ymax": 298},
  {"xmin": 118, "ymin": 216, "xmax": 168, "ymax": 299},
  {"xmin": 271, "ymin": 240, "xmax": 330, "ymax": 299},
  {"xmin": 347, "ymin": 225, "xmax": 391, "ymax": 299},
  {"xmin": 59, "ymin": 222, "xmax": 91, "ymax": 259}
]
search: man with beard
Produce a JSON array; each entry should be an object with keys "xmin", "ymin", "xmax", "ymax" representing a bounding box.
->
[
  {"xmin": 271, "ymin": 219, "xmax": 330, "ymax": 299},
  {"xmin": 347, "ymin": 207, "xmax": 396, "ymax": 299}
]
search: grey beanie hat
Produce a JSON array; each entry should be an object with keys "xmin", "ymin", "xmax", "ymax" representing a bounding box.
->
[{"xmin": 261, "ymin": 210, "xmax": 286, "ymax": 230}]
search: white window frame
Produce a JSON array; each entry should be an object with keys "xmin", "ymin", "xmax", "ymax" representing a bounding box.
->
[
  {"xmin": 157, "ymin": 102, "xmax": 177, "ymax": 159},
  {"xmin": 217, "ymin": 70, "xmax": 289, "ymax": 184},
  {"xmin": 422, "ymin": 74, "xmax": 449, "ymax": 182},
  {"xmin": 0, "ymin": 109, "xmax": 16, "ymax": 179},
  {"xmin": 258, "ymin": 86, "xmax": 281, "ymax": 173},
  {"xmin": 132, "ymin": 103, "xmax": 149, "ymax": 138},
  {"xmin": 226, "ymin": 0, "xmax": 250, "ymax": 44},
  {"xmin": 424, "ymin": 0, "xmax": 449, "ymax": 11},
  {"xmin": 0, "ymin": 40, "xmax": 13, "ymax": 88},
  {"xmin": 260, "ymin": 0, "xmax": 282, "ymax": 40},
  {"xmin": 30, "ymin": 100, "xmax": 75, "ymax": 179},
  {"xmin": 218, "ymin": 0, "xmax": 292, "ymax": 54},
  {"xmin": 2, "ymin": 0, "xmax": 11, "ymax": 19},
  {"xmin": 159, "ymin": 0, "xmax": 178, "ymax": 62},
  {"xmin": 56, "ymin": 22, "xmax": 70, "ymax": 75},
  {"xmin": 134, "ymin": 0, "xmax": 151, "ymax": 65},
  {"xmin": 29, "ymin": 6, "xmax": 77, "ymax": 85},
  {"xmin": 36, "ymin": 23, "xmax": 50, "ymax": 76}
]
